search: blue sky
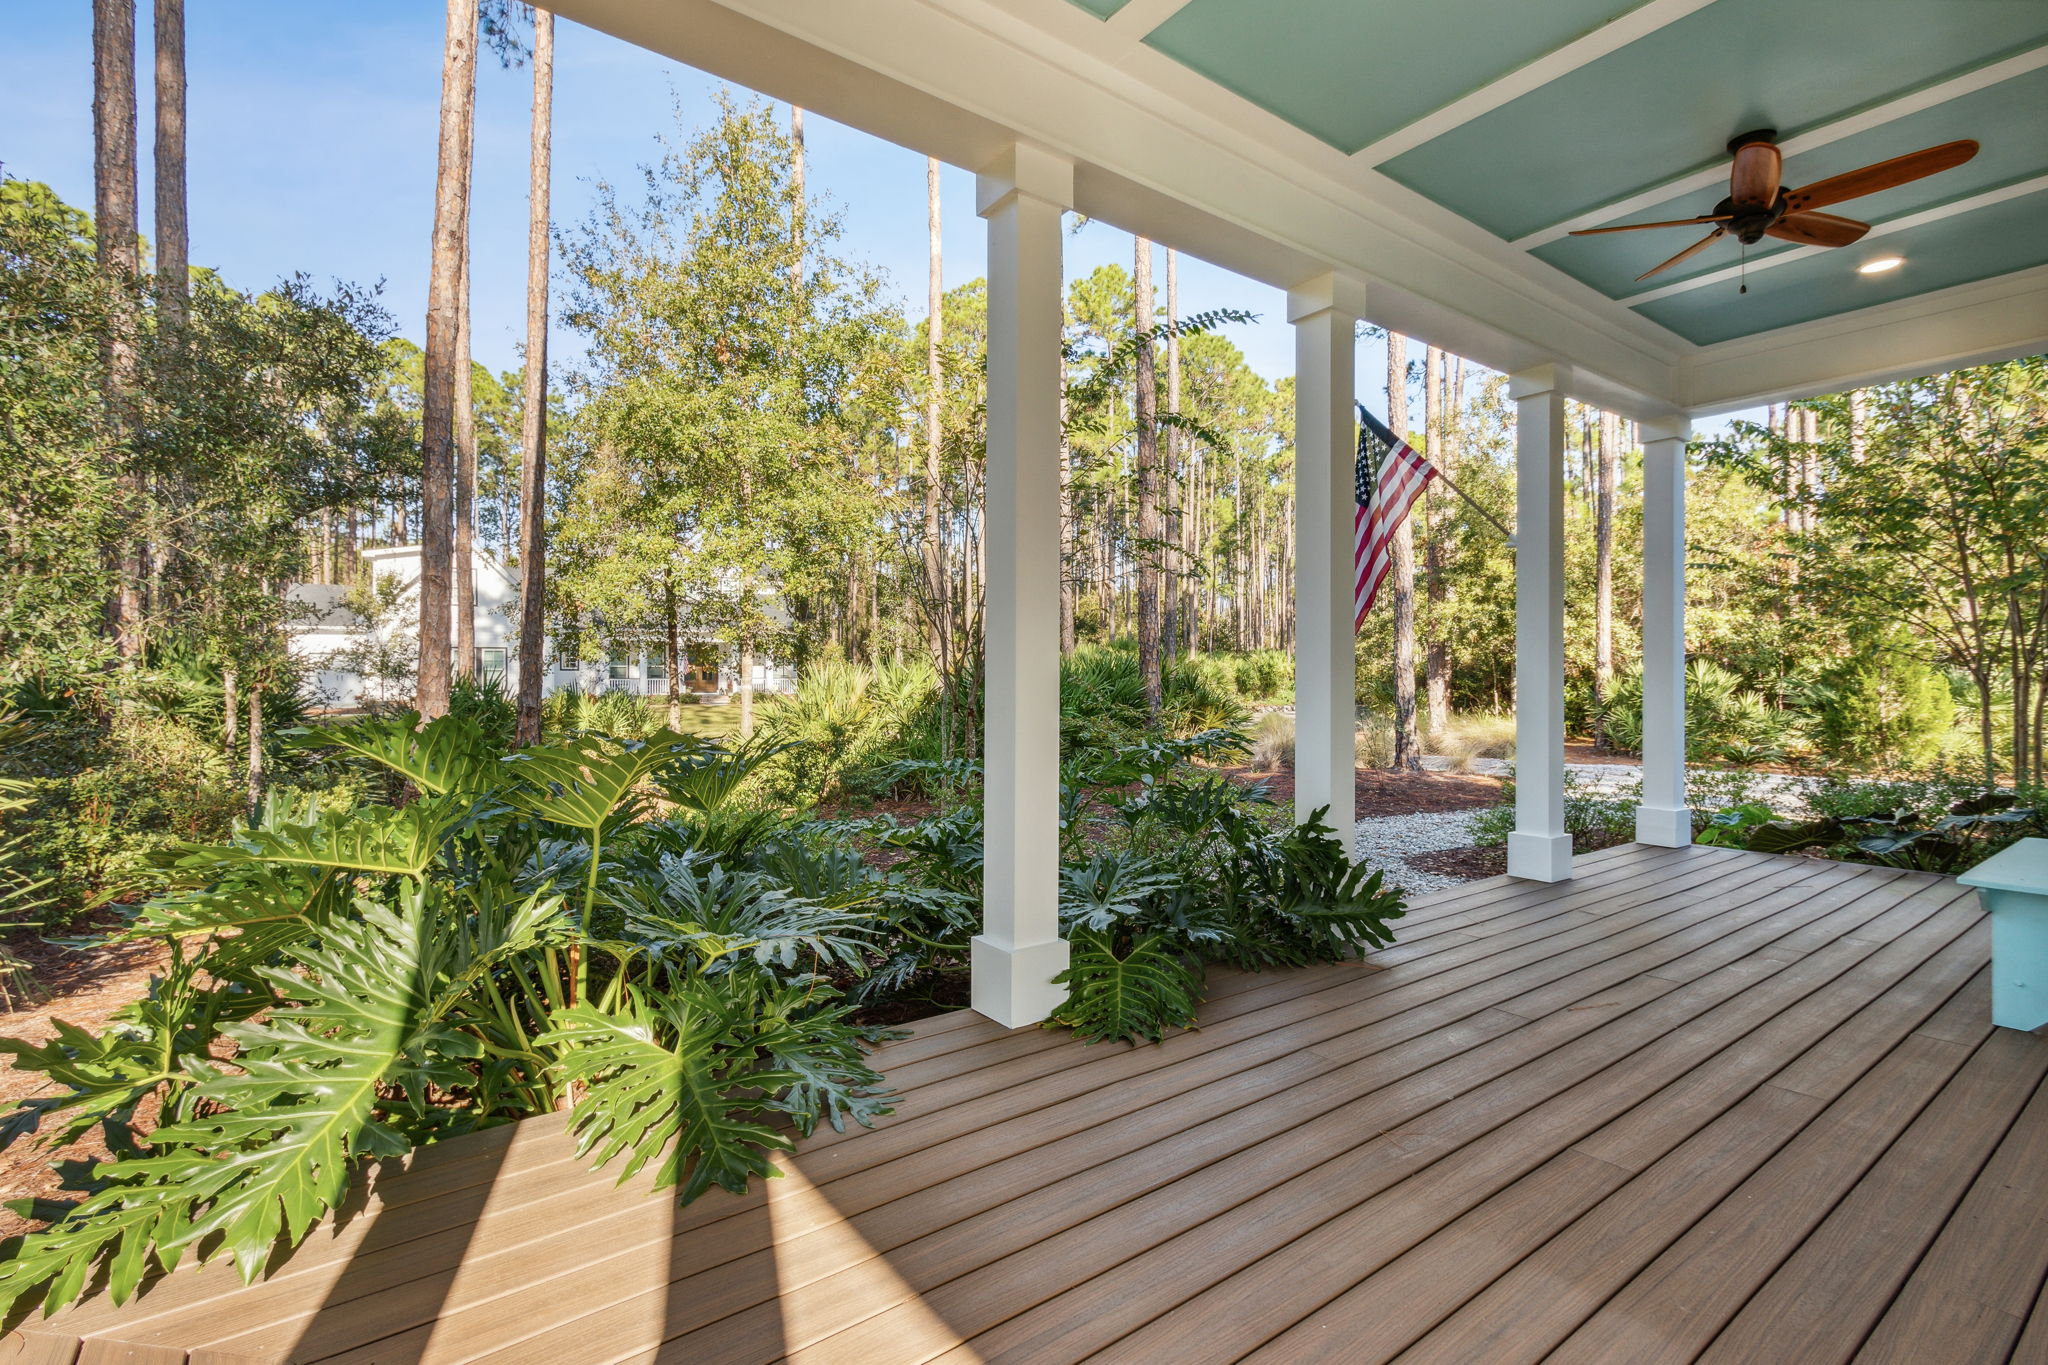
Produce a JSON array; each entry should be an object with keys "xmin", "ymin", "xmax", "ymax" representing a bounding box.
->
[{"xmin": 0, "ymin": 2, "xmax": 1327, "ymax": 387}]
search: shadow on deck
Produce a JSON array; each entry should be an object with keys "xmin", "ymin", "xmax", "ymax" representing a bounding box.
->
[{"xmin": 9, "ymin": 842, "xmax": 2047, "ymax": 1363}]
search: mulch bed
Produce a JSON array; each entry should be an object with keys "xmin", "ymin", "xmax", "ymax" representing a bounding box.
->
[{"xmin": 1223, "ymin": 763, "xmax": 1504, "ymax": 818}]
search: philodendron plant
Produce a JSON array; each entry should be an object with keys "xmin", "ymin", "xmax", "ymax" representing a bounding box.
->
[{"xmin": 0, "ymin": 715, "xmax": 895, "ymax": 1320}]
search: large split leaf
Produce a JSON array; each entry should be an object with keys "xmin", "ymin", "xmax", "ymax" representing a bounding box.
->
[
  {"xmin": 505, "ymin": 732, "xmax": 693, "ymax": 833},
  {"xmin": 295, "ymin": 711, "xmax": 506, "ymax": 796},
  {"xmin": 1052, "ymin": 926, "xmax": 1205, "ymax": 1046},
  {"xmin": 539, "ymin": 981, "xmax": 801, "ymax": 1202},
  {"xmin": 0, "ymin": 885, "xmax": 563, "ymax": 1316},
  {"xmin": 199, "ymin": 800, "xmax": 466, "ymax": 879}
]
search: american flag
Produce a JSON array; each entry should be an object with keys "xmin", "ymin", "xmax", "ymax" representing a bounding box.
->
[{"xmin": 1354, "ymin": 404, "xmax": 1438, "ymax": 630}]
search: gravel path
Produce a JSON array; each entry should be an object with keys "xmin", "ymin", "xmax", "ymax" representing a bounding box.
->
[{"xmin": 1354, "ymin": 808, "xmax": 1489, "ymax": 895}]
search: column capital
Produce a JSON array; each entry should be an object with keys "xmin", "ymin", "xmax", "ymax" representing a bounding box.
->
[
  {"xmin": 1507, "ymin": 363, "xmax": 1573, "ymax": 400},
  {"xmin": 975, "ymin": 143, "xmax": 1074, "ymax": 218},
  {"xmin": 1285, "ymin": 271, "xmax": 1370, "ymax": 324},
  {"xmin": 1638, "ymin": 413, "xmax": 1693, "ymax": 444}
]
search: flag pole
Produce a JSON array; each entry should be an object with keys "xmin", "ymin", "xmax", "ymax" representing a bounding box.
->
[{"xmin": 1431, "ymin": 465, "xmax": 1514, "ymax": 542}]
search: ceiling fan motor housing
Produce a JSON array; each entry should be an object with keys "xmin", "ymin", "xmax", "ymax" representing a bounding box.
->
[{"xmin": 1711, "ymin": 194, "xmax": 1788, "ymax": 245}]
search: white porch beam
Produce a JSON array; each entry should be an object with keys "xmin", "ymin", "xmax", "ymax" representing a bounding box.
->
[
  {"xmin": 1508, "ymin": 363, "xmax": 1573, "ymax": 882},
  {"xmin": 1636, "ymin": 416, "xmax": 1692, "ymax": 847},
  {"xmin": 1288, "ymin": 273, "xmax": 1366, "ymax": 855},
  {"xmin": 973, "ymin": 144, "xmax": 1073, "ymax": 1029}
]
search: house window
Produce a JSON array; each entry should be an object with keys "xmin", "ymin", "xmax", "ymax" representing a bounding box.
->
[
  {"xmin": 646, "ymin": 653, "xmax": 667, "ymax": 681},
  {"xmin": 477, "ymin": 647, "xmax": 508, "ymax": 686},
  {"xmin": 608, "ymin": 655, "xmax": 636, "ymax": 683}
]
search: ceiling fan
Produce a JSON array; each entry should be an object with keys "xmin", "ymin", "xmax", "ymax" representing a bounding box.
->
[{"xmin": 1570, "ymin": 131, "xmax": 1979, "ymax": 284}]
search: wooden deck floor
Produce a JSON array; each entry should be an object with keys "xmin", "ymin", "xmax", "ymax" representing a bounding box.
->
[{"xmin": 10, "ymin": 842, "xmax": 2048, "ymax": 1364}]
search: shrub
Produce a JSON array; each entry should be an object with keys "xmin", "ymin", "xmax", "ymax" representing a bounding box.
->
[
  {"xmin": 0, "ymin": 714, "xmax": 896, "ymax": 1319},
  {"xmin": 1355, "ymin": 712, "xmax": 1395, "ymax": 770},
  {"xmin": 1249, "ymin": 711, "xmax": 1293, "ymax": 771},
  {"xmin": 1815, "ymin": 641, "xmax": 1955, "ymax": 771},
  {"xmin": 1595, "ymin": 660, "xmax": 1800, "ymax": 763},
  {"xmin": 541, "ymin": 686, "xmax": 657, "ymax": 741},
  {"xmin": 449, "ymin": 672, "xmax": 518, "ymax": 749},
  {"xmin": 1429, "ymin": 713, "xmax": 1515, "ymax": 771},
  {"xmin": 1472, "ymin": 768, "xmax": 1640, "ymax": 852}
]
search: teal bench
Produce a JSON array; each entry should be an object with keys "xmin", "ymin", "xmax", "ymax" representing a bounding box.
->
[{"xmin": 1959, "ymin": 838, "xmax": 2048, "ymax": 1032}]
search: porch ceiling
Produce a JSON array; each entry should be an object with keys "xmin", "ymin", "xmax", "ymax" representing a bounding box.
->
[
  {"xmin": 545, "ymin": 0, "xmax": 2048, "ymax": 416},
  {"xmin": 1134, "ymin": 0, "xmax": 2048, "ymax": 348}
]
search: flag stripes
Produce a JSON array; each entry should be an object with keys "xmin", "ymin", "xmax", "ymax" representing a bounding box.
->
[{"xmin": 1354, "ymin": 404, "xmax": 1437, "ymax": 630}]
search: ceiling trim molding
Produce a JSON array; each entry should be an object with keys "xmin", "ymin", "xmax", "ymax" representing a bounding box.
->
[
  {"xmin": 1616, "ymin": 172, "xmax": 2048, "ymax": 307},
  {"xmin": 1102, "ymin": 0, "xmax": 1191, "ymax": 37},
  {"xmin": 1512, "ymin": 41, "xmax": 2048, "ymax": 250},
  {"xmin": 1354, "ymin": 0, "xmax": 1718, "ymax": 165}
]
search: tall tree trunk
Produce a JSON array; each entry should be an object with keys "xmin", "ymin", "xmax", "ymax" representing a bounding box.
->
[
  {"xmin": 245, "ymin": 684, "xmax": 264, "ymax": 818},
  {"xmin": 1593, "ymin": 409, "xmax": 1619, "ymax": 748},
  {"xmin": 922, "ymin": 157, "xmax": 947, "ymax": 668},
  {"xmin": 152, "ymin": 0, "xmax": 187, "ymax": 336},
  {"xmin": 790, "ymin": 107, "xmax": 805, "ymax": 286},
  {"xmin": 1134, "ymin": 236, "xmax": 1162, "ymax": 720},
  {"xmin": 417, "ymin": 0, "xmax": 478, "ymax": 720},
  {"xmin": 738, "ymin": 630, "xmax": 755, "ymax": 738},
  {"xmin": 663, "ymin": 576, "xmax": 683, "ymax": 730},
  {"xmin": 1387, "ymin": 333, "xmax": 1421, "ymax": 771},
  {"xmin": 454, "ymin": 249, "xmax": 477, "ymax": 680},
  {"xmin": 513, "ymin": 8, "xmax": 553, "ymax": 748},
  {"xmin": 94, "ymin": 0, "xmax": 143, "ymax": 663},
  {"xmin": 222, "ymin": 667, "xmax": 238, "ymax": 753},
  {"xmin": 1164, "ymin": 247, "xmax": 1182, "ymax": 658},
  {"xmin": 1422, "ymin": 345, "xmax": 1450, "ymax": 735}
]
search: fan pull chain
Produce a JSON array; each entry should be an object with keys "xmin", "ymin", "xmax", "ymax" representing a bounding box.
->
[{"xmin": 1740, "ymin": 244, "xmax": 1748, "ymax": 295}]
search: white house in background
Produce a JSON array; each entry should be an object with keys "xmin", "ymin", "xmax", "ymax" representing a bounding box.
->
[{"xmin": 285, "ymin": 544, "xmax": 794, "ymax": 712}]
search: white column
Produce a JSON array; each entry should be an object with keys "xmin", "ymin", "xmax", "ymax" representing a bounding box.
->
[
  {"xmin": 1636, "ymin": 415, "xmax": 1692, "ymax": 846},
  {"xmin": 1287, "ymin": 274, "xmax": 1363, "ymax": 855},
  {"xmin": 1508, "ymin": 364, "xmax": 1572, "ymax": 882},
  {"xmin": 973, "ymin": 145, "xmax": 1072, "ymax": 1028}
]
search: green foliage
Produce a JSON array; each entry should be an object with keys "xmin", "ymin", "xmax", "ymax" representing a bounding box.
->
[
  {"xmin": 0, "ymin": 715, "xmax": 896, "ymax": 1321},
  {"xmin": 1473, "ymin": 769, "xmax": 1641, "ymax": 852},
  {"xmin": 1051, "ymin": 928, "xmax": 1204, "ymax": 1045},
  {"xmin": 1814, "ymin": 636, "xmax": 1955, "ymax": 771},
  {"xmin": 1700, "ymin": 774, "xmax": 2046, "ymax": 873},
  {"xmin": 1594, "ymin": 660, "xmax": 1800, "ymax": 763},
  {"xmin": 540, "ymin": 687, "xmax": 659, "ymax": 742}
]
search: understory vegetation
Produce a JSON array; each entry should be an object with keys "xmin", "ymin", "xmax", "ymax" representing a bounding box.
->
[{"xmin": 0, "ymin": 709, "xmax": 1402, "ymax": 1320}]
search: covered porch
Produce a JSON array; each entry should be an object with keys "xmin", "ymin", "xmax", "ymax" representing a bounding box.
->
[
  {"xmin": 538, "ymin": 0, "xmax": 2048, "ymax": 1027},
  {"xmin": 15, "ymin": 844, "xmax": 2047, "ymax": 1362}
]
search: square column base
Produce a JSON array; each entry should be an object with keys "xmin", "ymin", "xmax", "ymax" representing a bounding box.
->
[
  {"xmin": 971, "ymin": 935, "xmax": 1072, "ymax": 1029},
  {"xmin": 1508, "ymin": 831, "xmax": 1574, "ymax": 883},
  {"xmin": 1635, "ymin": 804, "xmax": 1693, "ymax": 848}
]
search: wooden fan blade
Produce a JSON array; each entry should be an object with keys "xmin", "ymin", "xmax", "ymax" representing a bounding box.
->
[
  {"xmin": 1730, "ymin": 140, "xmax": 1782, "ymax": 210},
  {"xmin": 1784, "ymin": 139, "xmax": 1978, "ymax": 212},
  {"xmin": 1767, "ymin": 210, "xmax": 1870, "ymax": 247},
  {"xmin": 1635, "ymin": 227, "xmax": 1725, "ymax": 282},
  {"xmin": 1569, "ymin": 214, "xmax": 1732, "ymax": 236}
]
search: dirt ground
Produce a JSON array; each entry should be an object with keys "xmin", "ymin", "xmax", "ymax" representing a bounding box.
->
[{"xmin": 1224, "ymin": 762, "xmax": 1505, "ymax": 817}]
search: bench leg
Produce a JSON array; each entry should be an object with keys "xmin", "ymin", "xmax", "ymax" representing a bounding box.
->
[{"xmin": 1989, "ymin": 891, "xmax": 2048, "ymax": 1032}]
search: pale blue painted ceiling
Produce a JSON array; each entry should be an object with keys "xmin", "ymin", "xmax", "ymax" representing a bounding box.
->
[{"xmin": 1066, "ymin": 0, "xmax": 2048, "ymax": 347}]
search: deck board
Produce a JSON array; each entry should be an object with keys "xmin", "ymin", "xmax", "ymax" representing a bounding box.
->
[{"xmin": 9, "ymin": 845, "xmax": 2044, "ymax": 1364}]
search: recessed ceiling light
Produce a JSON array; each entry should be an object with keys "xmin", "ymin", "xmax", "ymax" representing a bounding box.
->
[{"xmin": 1858, "ymin": 256, "xmax": 1905, "ymax": 275}]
